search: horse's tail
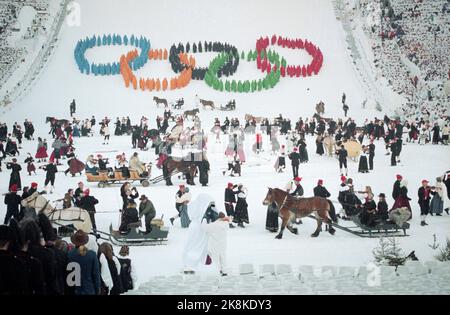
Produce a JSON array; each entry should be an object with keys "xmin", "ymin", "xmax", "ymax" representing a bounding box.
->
[{"xmin": 327, "ymin": 200, "xmax": 338, "ymax": 223}]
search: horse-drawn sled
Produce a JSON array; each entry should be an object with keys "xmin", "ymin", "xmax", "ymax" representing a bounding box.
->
[
  {"xmin": 86, "ymin": 170, "xmax": 151, "ymax": 188},
  {"xmin": 348, "ymin": 215, "xmax": 410, "ymax": 238},
  {"xmin": 171, "ymin": 98, "xmax": 184, "ymax": 110},
  {"xmin": 219, "ymin": 100, "xmax": 236, "ymax": 111},
  {"xmin": 109, "ymin": 217, "xmax": 169, "ymax": 246}
]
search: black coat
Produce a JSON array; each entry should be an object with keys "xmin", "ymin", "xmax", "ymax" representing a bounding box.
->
[
  {"xmin": 290, "ymin": 184, "xmax": 304, "ymax": 197},
  {"xmin": 418, "ymin": 186, "xmax": 431, "ymax": 206},
  {"xmin": 28, "ymin": 245, "xmax": 59, "ymax": 295},
  {"xmin": 313, "ymin": 185, "xmax": 331, "ymax": 198},
  {"xmin": 7, "ymin": 163, "xmax": 22, "ymax": 189},
  {"xmin": 198, "ymin": 160, "xmax": 210, "ymax": 185},
  {"xmin": 15, "ymin": 251, "xmax": 46, "ymax": 295},
  {"xmin": 288, "ymin": 152, "xmax": 301, "ymax": 166},
  {"xmin": 46, "ymin": 245, "xmax": 69, "ymax": 295},
  {"xmin": 225, "ymin": 188, "xmax": 237, "ymax": 203},
  {"xmin": 338, "ymin": 149, "xmax": 348, "ymax": 162},
  {"xmin": 0, "ymin": 250, "xmax": 29, "ymax": 295},
  {"xmin": 43, "ymin": 163, "xmax": 58, "ymax": 179},
  {"xmin": 392, "ymin": 180, "xmax": 401, "ymax": 200},
  {"xmin": 4, "ymin": 192, "xmax": 21, "ymax": 215},
  {"xmin": 79, "ymin": 196, "xmax": 99, "ymax": 213},
  {"xmin": 377, "ymin": 201, "xmax": 389, "ymax": 220}
]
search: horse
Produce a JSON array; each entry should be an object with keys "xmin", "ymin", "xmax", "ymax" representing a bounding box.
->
[
  {"xmin": 245, "ymin": 114, "xmax": 263, "ymax": 124},
  {"xmin": 183, "ymin": 108, "xmax": 200, "ymax": 120},
  {"xmin": 46, "ymin": 117, "xmax": 69, "ymax": 126},
  {"xmin": 163, "ymin": 157, "xmax": 197, "ymax": 186},
  {"xmin": 21, "ymin": 192, "xmax": 93, "ymax": 233},
  {"xmin": 153, "ymin": 96, "xmax": 168, "ymax": 108},
  {"xmin": 315, "ymin": 101, "xmax": 325, "ymax": 115},
  {"xmin": 323, "ymin": 135, "xmax": 336, "ymax": 157},
  {"xmin": 262, "ymin": 188, "xmax": 337, "ymax": 239},
  {"xmin": 200, "ymin": 99, "xmax": 215, "ymax": 110}
]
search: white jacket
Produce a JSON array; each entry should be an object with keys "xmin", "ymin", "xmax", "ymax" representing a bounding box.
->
[
  {"xmin": 176, "ymin": 192, "xmax": 191, "ymax": 204},
  {"xmin": 202, "ymin": 219, "xmax": 229, "ymax": 255},
  {"xmin": 99, "ymin": 254, "xmax": 121, "ymax": 292}
]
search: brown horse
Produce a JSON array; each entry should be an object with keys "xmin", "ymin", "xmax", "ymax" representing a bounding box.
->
[
  {"xmin": 163, "ymin": 157, "xmax": 197, "ymax": 186},
  {"xmin": 200, "ymin": 99, "xmax": 215, "ymax": 110},
  {"xmin": 262, "ymin": 188, "xmax": 337, "ymax": 239},
  {"xmin": 183, "ymin": 108, "xmax": 200, "ymax": 120},
  {"xmin": 153, "ymin": 96, "xmax": 168, "ymax": 108}
]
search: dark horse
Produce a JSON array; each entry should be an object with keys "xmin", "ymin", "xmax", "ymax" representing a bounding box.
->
[
  {"xmin": 46, "ymin": 117, "xmax": 69, "ymax": 125},
  {"xmin": 163, "ymin": 157, "xmax": 197, "ymax": 186},
  {"xmin": 153, "ymin": 96, "xmax": 168, "ymax": 108},
  {"xmin": 262, "ymin": 188, "xmax": 338, "ymax": 239}
]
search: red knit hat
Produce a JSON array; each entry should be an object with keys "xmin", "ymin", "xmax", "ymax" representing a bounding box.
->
[
  {"xmin": 31, "ymin": 182, "xmax": 38, "ymax": 189},
  {"xmin": 293, "ymin": 147, "xmax": 298, "ymax": 151},
  {"xmin": 422, "ymin": 179, "xmax": 429, "ymax": 185},
  {"xmin": 294, "ymin": 177, "xmax": 302, "ymax": 182},
  {"xmin": 396, "ymin": 174, "xmax": 403, "ymax": 180},
  {"xmin": 84, "ymin": 189, "xmax": 90, "ymax": 196},
  {"xmin": 340, "ymin": 175, "xmax": 347, "ymax": 182},
  {"xmin": 227, "ymin": 183, "xmax": 234, "ymax": 188},
  {"xmin": 318, "ymin": 179, "xmax": 323, "ymax": 185},
  {"xmin": 10, "ymin": 184, "xmax": 18, "ymax": 193}
]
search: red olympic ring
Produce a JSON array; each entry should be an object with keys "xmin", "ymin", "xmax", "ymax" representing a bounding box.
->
[{"xmin": 256, "ymin": 35, "xmax": 323, "ymax": 78}]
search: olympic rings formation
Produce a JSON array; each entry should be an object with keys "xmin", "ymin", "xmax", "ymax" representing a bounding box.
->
[
  {"xmin": 74, "ymin": 34, "xmax": 323, "ymax": 92},
  {"xmin": 74, "ymin": 34, "xmax": 150, "ymax": 75},
  {"xmin": 169, "ymin": 41, "xmax": 240, "ymax": 80}
]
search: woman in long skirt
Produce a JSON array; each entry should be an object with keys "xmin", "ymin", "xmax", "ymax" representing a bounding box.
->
[
  {"xmin": 358, "ymin": 146, "xmax": 369, "ymax": 173},
  {"xmin": 35, "ymin": 137, "xmax": 48, "ymax": 162},
  {"xmin": 430, "ymin": 177, "xmax": 446, "ymax": 216},
  {"xmin": 316, "ymin": 135, "xmax": 324, "ymax": 156},
  {"xmin": 233, "ymin": 185, "xmax": 249, "ymax": 228},
  {"xmin": 265, "ymin": 202, "xmax": 278, "ymax": 232}
]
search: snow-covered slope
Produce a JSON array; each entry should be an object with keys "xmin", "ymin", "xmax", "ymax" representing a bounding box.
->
[{"xmin": 1, "ymin": 0, "xmax": 449, "ymax": 288}]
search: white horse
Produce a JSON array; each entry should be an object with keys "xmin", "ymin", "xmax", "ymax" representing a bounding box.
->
[{"xmin": 21, "ymin": 192, "xmax": 93, "ymax": 233}]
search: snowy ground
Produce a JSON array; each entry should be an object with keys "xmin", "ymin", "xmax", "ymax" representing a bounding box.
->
[{"xmin": 1, "ymin": 0, "xmax": 449, "ymax": 288}]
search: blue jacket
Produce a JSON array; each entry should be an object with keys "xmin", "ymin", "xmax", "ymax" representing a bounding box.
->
[{"xmin": 68, "ymin": 248, "xmax": 101, "ymax": 295}]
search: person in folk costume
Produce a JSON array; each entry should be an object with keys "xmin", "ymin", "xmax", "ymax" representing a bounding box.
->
[
  {"xmin": 442, "ymin": 171, "xmax": 450, "ymax": 214},
  {"xmin": 342, "ymin": 180, "xmax": 361, "ymax": 218},
  {"xmin": 170, "ymin": 185, "xmax": 191, "ymax": 228},
  {"xmin": 24, "ymin": 153, "xmax": 36, "ymax": 176},
  {"xmin": 270, "ymin": 128, "xmax": 280, "ymax": 154},
  {"xmin": 358, "ymin": 145, "xmax": 369, "ymax": 173},
  {"xmin": 182, "ymin": 194, "xmax": 214, "ymax": 274},
  {"xmin": 233, "ymin": 184, "xmax": 249, "ymax": 228},
  {"xmin": 120, "ymin": 183, "xmax": 139, "ymax": 210},
  {"xmin": 72, "ymin": 122, "xmax": 81, "ymax": 138},
  {"xmin": 377, "ymin": 193, "xmax": 389, "ymax": 222},
  {"xmin": 197, "ymin": 151, "xmax": 210, "ymax": 187},
  {"xmin": 202, "ymin": 211, "xmax": 231, "ymax": 276},
  {"xmin": 64, "ymin": 148, "xmax": 85, "ymax": 176},
  {"xmin": 138, "ymin": 195, "xmax": 156, "ymax": 234},
  {"xmin": 431, "ymin": 123, "xmax": 440, "ymax": 144},
  {"xmin": 274, "ymin": 144, "xmax": 286, "ymax": 173},
  {"xmin": 115, "ymin": 154, "xmax": 130, "ymax": 178},
  {"xmin": 6, "ymin": 158, "xmax": 22, "ymax": 190},
  {"xmin": 265, "ymin": 198, "xmax": 279, "ymax": 233},
  {"xmin": 418, "ymin": 179, "xmax": 433, "ymax": 226},
  {"xmin": 98, "ymin": 242, "xmax": 122, "ymax": 295},
  {"xmin": 336, "ymin": 145, "xmax": 348, "ymax": 176},
  {"xmin": 430, "ymin": 176, "xmax": 449, "ymax": 216},
  {"xmin": 442, "ymin": 124, "xmax": 449, "ymax": 145},
  {"xmin": 368, "ymin": 139, "xmax": 375, "ymax": 170},
  {"xmin": 389, "ymin": 179, "xmax": 412, "ymax": 225},
  {"xmin": 392, "ymin": 174, "xmax": 403, "ymax": 200},
  {"xmin": 224, "ymin": 183, "xmax": 238, "ymax": 229},
  {"xmin": 337, "ymin": 176, "xmax": 348, "ymax": 219},
  {"xmin": 39, "ymin": 160, "xmax": 57, "ymax": 194},
  {"xmin": 0, "ymin": 140, "xmax": 5, "ymax": 172},
  {"xmin": 313, "ymin": 179, "xmax": 331, "ymax": 199},
  {"xmin": 288, "ymin": 147, "xmax": 301, "ymax": 178},
  {"xmin": 119, "ymin": 195, "xmax": 140, "ymax": 234},
  {"xmin": 102, "ymin": 123, "xmax": 110, "ymax": 145},
  {"xmin": 63, "ymin": 189, "xmax": 75, "ymax": 209},
  {"xmin": 117, "ymin": 246, "xmax": 138, "ymax": 293},
  {"xmin": 359, "ymin": 194, "xmax": 378, "ymax": 227},
  {"xmin": 315, "ymin": 134, "xmax": 325, "ymax": 156},
  {"xmin": 79, "ymin": 188, "xmax": 99, "ymax": 231},
  {"xmin": 129, "ymin": 152, "xmax": 149, "ymax": 176},
  {"xmin": 297, "ymin": 138, "xmax": 309, "ymax": 163},
  {"xmin": 4, "ymin": 184, "xmax": 21, "ymax": 224},
  {"xmin": 389, "ymin": 137, "xmax": 399, "ymax": 166},
  {"xmin": 230, "ymin": 153, "xmax": 241, "ymax": 177}
]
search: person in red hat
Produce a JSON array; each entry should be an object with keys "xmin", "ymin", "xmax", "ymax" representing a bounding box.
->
[
  {"xmin": 392, "ymin": 174, "xmax": 403, "ymax": 200},
  {"xmin": 418, "ymin": 179, "xmax": 433, "ymax": 226},
  {"xmin": 78, "ymin": 189, "xmax": 99, "ymax": 230},
  {"xmin": 3, "ymin": 184, "xmax": 21, "ymax": 224},
  {"xmin": 314, "ymin": 179, "xmax": 331, "ymax": 199},
  {"xmin": 224, "ymin": 183, "xmax": 238, "ymax": 228},
  {"xmin": 288, "ymin": 147, "xmax": 301, "ymax": 178},
  {"xmin": 290, "ymin": 177, "xmax": 304, "ymax": 197},
  {"xmin": 40, "ymin": 160, "xmax": 58, "ymax": 194},
  {"xmin": 6, "ymin": 158, "xmax": 22, "ymax": 191}
]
